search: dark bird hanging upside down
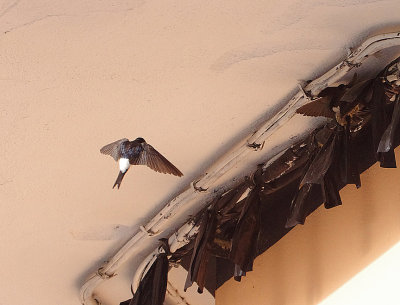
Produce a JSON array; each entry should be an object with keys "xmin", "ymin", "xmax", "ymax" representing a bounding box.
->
[{"xmin": 100, "ymin": 137, "xmax": 183, "ymax": 189}]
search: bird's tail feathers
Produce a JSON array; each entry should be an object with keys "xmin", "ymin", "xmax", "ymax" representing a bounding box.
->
[{"xmin": 113, "ymin": 171, "xmax": 127, "ymax": 189}]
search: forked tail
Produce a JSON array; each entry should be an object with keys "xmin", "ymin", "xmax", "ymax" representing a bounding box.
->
[{"xmin": 113, "ymin": 171, "xmax": 126, "ymax": 189}]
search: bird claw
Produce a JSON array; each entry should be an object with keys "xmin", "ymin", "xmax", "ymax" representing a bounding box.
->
[
  {"xmin": 297, "ymin": 83, "xmax": 313, "ymax": 102},
  {"xmin": 96, "ymin": 267, "xmax": 116, "ymax": 279},
  {"xmin": 140, "ymin": 225, "xmax": 157, "ymax": 236},
  {"xmin": 247, "ymin": 141, "xmax": 265, "ymax": 151},
  {"xmin": 342, "ymin": 60, "xmax": 361, "ymax": 69},
  {"xmin": 193, "ymin": 180, "xmax": 208, "ymax": 192}
]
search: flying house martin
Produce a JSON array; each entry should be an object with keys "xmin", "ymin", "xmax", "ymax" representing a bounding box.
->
[{"xmin": 100, "ymin": 137, "xmax": 183, "ymax": 189}]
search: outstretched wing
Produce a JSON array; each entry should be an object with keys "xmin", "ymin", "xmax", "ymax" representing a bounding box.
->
[
  {"xmin": 296, "ymin": 96, "xmax": 335, "ymax": 118},
  {"xmin": 100, "ymin": 138, "xmax": 128, "ymax": 161},
  {"xmin": 129, "ymin": 143, "xmax": 183, "ymax": 176},
  {"xmin": 341, "ymin": 79, "xmax": 373, "ymax": 103}
]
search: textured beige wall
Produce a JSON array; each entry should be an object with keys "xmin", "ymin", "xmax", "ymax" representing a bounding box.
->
[
  {"xmin": 216, "ymin": 149, "xmax": 400, "ymax": 305},
  {"xmin": 2, "ymin": 2, "xmax": 400, "ymax": 305}
]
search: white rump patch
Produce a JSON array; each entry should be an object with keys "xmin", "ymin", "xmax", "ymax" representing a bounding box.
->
[{"xmin": 119, "ymin": 158, "xmax": 130, "ymax": 173}]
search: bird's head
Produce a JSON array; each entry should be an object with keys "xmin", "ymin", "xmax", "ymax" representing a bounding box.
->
[{"xmin": 136, "ymin": 137, "xmax": 146, "ymax": 143}]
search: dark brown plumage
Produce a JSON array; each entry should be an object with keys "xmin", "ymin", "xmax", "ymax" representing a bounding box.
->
[
  {"xmin": 100, "ymin": 137, "xmax": 183, "ymax": 189},
  {"xmin": 296, "ymin": 74, "xmax": 373, "ymax": 127}
]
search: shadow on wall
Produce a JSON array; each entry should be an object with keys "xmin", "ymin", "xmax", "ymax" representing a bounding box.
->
[{"xmin": 216, "ymin": 148, "xmax": 400, "ymax": 305}]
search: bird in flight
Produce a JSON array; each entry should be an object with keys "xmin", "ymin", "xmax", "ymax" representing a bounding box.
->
[{"xmin": 100, "ymin": 137, "xmax": 183, "ymax": 189}]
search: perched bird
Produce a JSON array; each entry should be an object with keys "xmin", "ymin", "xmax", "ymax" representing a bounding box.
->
[
  {"xmin": 296, "ymin": 74, "xmax": 372, "ymax": 126},
  {"xmin": 100, "ymin": 137, "xmax": 183, "ymax": 189}
]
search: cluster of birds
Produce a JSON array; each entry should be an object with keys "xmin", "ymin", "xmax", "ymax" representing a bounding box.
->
[{"xmin": 100, "ymin": 137, "xmax": 183, "ymax": 189}]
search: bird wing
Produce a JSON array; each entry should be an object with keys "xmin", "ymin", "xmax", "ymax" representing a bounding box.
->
[
  {"xmin": 129, "ymin": 143, "xmax": 183, "ymax": 176},
  {"xmin": 340, "ymin": 79, "xmax": 373, "ymax": 103},
  {"xmin": 296, "ymin": 96, "xmax": 335, "ymax": 118},
  {"xmin": 100, "ymin": 138, "xmax": 128, "ymax": 161}
]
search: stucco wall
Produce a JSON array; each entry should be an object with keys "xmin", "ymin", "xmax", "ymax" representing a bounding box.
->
[{"xmin": 216, "ymin": 149, "xmax": 400, "ymax": 305}]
